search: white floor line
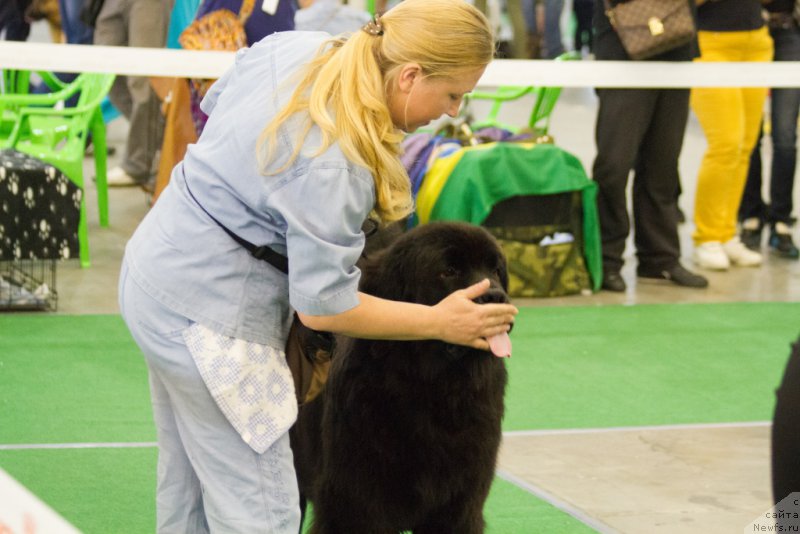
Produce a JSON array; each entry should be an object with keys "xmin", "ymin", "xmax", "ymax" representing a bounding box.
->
[
  {"xmin": 0, "ymin": 422, "xmax": 771, "ymax": 450},
  {"xmin": 0, "ymin": 442, "xmax": 157, "ymax": 450},
  {"xmin": 502, "ymin": 420, "xmax": 770, "ymax": 438},
  {"xmin": 496, "ymin": 467, "xmax": 618, "ymax": 534}
]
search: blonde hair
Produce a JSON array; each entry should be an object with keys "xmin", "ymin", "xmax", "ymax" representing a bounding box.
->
[{"xmin": 257, "ymin": 0, "xmax": 494, "ymax": 223}]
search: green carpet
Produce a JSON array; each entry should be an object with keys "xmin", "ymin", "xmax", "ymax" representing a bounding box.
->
[
  {"xmin": 0, "ymin": 315, "xmax": 153, "ymax": 444},
  {"xmin": 0, "ymin": 448, "xmax": 592, "ymax": 534},
  {"xmin": 1, "ymin": 302, "xmax": 798, "ymax": 533},
  {"xmin": 503, "ymin": 301, "xmax": 799, "ymax": 430}
]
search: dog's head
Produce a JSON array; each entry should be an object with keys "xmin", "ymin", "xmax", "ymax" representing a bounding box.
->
[{"xmin": 360, "ymin": 221, "xmax": 510, "ymax": 309}]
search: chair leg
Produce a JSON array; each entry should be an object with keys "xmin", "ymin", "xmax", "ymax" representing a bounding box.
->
[{"xmin": 91, "ymin": 113, "xmax": 109, "ymax": 228}]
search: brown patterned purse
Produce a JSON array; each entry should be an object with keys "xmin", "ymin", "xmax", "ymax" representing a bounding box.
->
[{"xmin": 603, "ymin": 0, "xmax": 696, "ymax": 60}]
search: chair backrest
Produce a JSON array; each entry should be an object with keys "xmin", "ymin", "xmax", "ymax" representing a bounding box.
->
[
  {"xmin": 4, "ymin": 72, "xmax": 115, "ymax": 153},
  {"xmin": 465, "ymin": 86, "xmax": 535, "ymax": 131},
  {"xmin": 526, "ymin": 51, "xmax": 581, "ymax": 134},
  {"xmin": 461, "ymin": 51, "xmax": 581, "ymax": 135},
  {"xmin": 2, "ymin": 69, "xmax": 69, "ymax": 95},
  {"xmin": 63, "ymin": 73, "xmax": 116, "ymax": 147},
  {"xmin": 2, "ymin": 69, "xmax": 31, "ymax": 94},
  {"xmin": 49, "ymin": 73, "xmax": 116, "ymax": 151}
]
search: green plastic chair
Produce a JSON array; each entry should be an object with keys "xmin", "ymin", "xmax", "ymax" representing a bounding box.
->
[
  {"xmin": 462, "ymin": 51, "xmax": 581, "ymax": 137},
  {"xmin": 2, "ymin": 69, "xmax": 32, "ymax": 94},
  {"xmin": 2, "ymin": 69, "xmax": 67, "ymax": 94},
  {"xmin": 1, "ymin": 70, "xmax": 70, "ymax": 141},
  {"xmin": 1, "ymin": 72, "xmax": 116, "ymax": 268}
]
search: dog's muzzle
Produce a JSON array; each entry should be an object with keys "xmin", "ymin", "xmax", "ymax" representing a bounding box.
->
[{"xmin": 473, "ymin": 288, "xmax": 510, "ymax": 305}]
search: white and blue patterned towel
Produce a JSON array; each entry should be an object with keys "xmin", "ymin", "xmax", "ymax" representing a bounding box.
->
[{"xmin": 183, "ymin": 323, "xmax": 298, "ymax": 454}]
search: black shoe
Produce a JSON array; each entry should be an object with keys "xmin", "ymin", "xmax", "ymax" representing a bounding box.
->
[
  {"xmin": 769, "ymin": 223, "xmax": 799, "ymax": 260},
  {"xmin": 740, "ymin": 218, "xmax": 763, "ymax": 251},
  {"xmin": 601, "ymin": 270, "xmax": 626, "ymax": 292},
  {"xmin": 638, "ymin": 263, "xmax": 709, "ymax": 289}
]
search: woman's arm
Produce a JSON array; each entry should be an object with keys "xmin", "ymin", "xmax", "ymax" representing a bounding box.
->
[{"xmin": 297, "ymin": 279, "xmax": 518, "ymax": 352}]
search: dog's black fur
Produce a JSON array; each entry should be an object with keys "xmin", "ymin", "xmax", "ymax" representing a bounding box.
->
[{"xmin": 290, "ymin": 221, "xmax": 510, "ymax": 534}]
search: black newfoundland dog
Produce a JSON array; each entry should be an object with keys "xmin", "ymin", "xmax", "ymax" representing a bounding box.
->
[{"xmin": 290, "ymin": 221, "xmax": 511, "ymax": 534}]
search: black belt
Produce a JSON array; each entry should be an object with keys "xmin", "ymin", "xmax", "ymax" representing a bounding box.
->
[{"xmin": 183, "ymin": 172, "xmax": 289, "ymax": 275}]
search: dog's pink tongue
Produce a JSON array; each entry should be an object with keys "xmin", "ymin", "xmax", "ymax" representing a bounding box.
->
[{"xmin": 487, "ymin": 332, "xmax": 512, "ymax": 358}]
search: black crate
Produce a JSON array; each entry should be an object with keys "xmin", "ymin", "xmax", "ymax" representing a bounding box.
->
[{"xmin": 0, "ymin": 259, "xmax": 58, "ymax": 311}]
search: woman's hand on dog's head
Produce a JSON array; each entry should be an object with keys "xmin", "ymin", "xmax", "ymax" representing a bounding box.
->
[{"xmin": 433, "ymin": 279, "xmax": 518, "ymax": 352}]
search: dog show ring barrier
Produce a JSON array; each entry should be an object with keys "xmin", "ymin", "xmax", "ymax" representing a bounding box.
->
[{"xmin": 1, "ymin": 40, "xmax": 800, "ymax": 88}]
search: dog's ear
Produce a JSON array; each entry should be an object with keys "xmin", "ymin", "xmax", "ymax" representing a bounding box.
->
[{"xmin": 358, "ymin": 248, "xmax": 388, "ymax": 296}]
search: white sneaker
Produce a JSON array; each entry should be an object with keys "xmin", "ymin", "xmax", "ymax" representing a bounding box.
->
[
  {"xmin": 723, "ymin": 236, "xmax": 762, "ymax": 267},
  {"xmin": 105, "ymin": 166, "xmax": 139, "ymax": 187},
  {"xmin": 694, "ymin": 241, "xmax": 730, "ymax": 270}
]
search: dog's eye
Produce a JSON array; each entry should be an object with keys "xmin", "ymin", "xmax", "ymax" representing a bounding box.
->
[{"xmin": 440, "ymin": 267, "xmax": 459, "ymax": 279}]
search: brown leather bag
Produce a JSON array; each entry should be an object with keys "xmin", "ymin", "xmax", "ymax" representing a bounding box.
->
[{"xmin": 604, "ymin": 0, "xmax": 696, "ymax": 60}]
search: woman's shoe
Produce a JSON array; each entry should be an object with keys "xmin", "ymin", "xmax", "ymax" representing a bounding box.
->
[
  {"xmin": 106, "ymin": 166, "xmax": 140, "ymax": 187},
  {"xmin": 739, "ymin": 217, "xmax": 763, "ymax": 251},
  {"xmin": 693, "ymin": 241, "xmax": 730, "ymax": 270},
  {"xmin": 769, "ymin": 222, "xmax": 800, "ymax": 260},
  {"xmin": 723, "ymin": 236, "xmax": 762, "ymax": 267}
]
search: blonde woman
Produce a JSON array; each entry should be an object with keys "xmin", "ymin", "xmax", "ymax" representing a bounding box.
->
[{"xmin": 118, "ymin": 0, "xmax": 517, "ymax": 532}]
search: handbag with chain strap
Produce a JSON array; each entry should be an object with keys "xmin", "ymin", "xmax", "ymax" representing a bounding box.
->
[{"xmin": 603, "ymin": 0, "xmax": 696, "ymax": 60}]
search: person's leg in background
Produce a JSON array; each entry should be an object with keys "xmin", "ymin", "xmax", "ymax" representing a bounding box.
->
[
  {"xmin": 542, "ymin": 0, "xmax": 565, "ymax": 58},
  {"xmin": 507, "ymin": 0, "xmax": 531, "ymax": 58},
  {"xmin": 521, "ymin": 0, "xmax": 542, "ymax": 58},
  {"xmin": 691, "ymin": 28, "xmax": 772, "ymax": 270},
  {"xmin": 765, "ymin": 25, "xmax": 800, "ymax": 259},
  {"xmin": 738, "ymin": 125, "xmax": 767, "ymax": 250},
  {"xmin": 94, "ymin": 0, "xmax": 134, "ymax": 137},
  {"xmin": 572, "ymin": 0, "xmax": 593, "ymax": 55},
  {"xmin": 691, "ymin": 82, "xmax": 748, "ymax": 269},
  {"xmin": 0, "ymin": 0, "xmax": 32, "ymax": 40},
  {"xmin": 122, "ymin": 0, "xmax": 170, "ymax": 185},
  {"xmin": 94, "ymin": 0, "xmax": 171, "ymax": 187},
  {"xmin": 734, "ymin": 27, "xmax": 775, "ymax": 255},
  {"xmin": 59, "ymin": 0, "xmax": 94, "ymax": 44},
  {"xmin": 592, "ymin": 88, "xmax": 651, "ymax": 292},
  {"xmin": 633, "ymin": 88, "xmax": 707, "ymax": 288}
]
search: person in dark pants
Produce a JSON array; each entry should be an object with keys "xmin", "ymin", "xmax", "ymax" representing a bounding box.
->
[
  {"xmin": 573, "ymin": 0, "xmax": 593, "ymax": 55},
  {"xmin": 772, "ymin": 334, "xmax": 800, "ymax": 516},
  {"xmin": 0, "ymin": 0, "xmax": 32, "ymax": 41},
  {"xmin": 739, "ymin": 0, "xmax": 800, "ymax": 260},
  {"xmin": 93, "ymin": 0, "xmax": 174, "ymax": 188},
  {"xmin": 591, "ymin": 0, "xmax": 708, "ymax": 292}
]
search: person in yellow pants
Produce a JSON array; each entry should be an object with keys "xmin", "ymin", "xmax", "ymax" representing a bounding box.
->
[{"xmin": 691, "ymin": 0, "xmax": 774, "ymax": 271}]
